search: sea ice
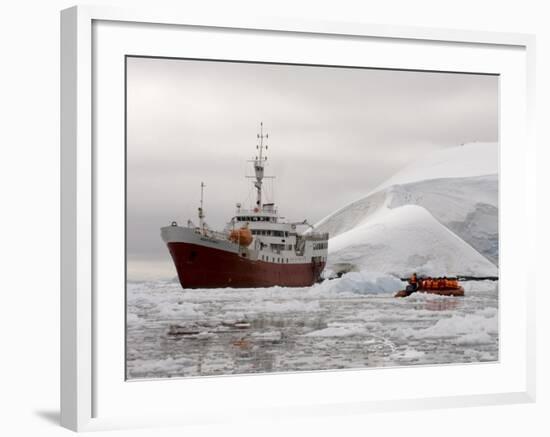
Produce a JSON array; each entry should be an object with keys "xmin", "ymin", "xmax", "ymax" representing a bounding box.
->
[
  {"xmin": 126, "ymin": 278, "xmax": 498, "ymax": 379},
  {"xmin": 315, "ymin": 270, "xmax": 405, "ymax": 295}
]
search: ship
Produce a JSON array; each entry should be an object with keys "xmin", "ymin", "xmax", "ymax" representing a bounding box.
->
[{"xmin": 161, "ymin": 123, "xmax": 329, "ymax": 289}]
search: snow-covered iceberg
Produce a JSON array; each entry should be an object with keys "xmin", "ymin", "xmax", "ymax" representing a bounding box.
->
[
  {"xmin": 314, "ymin": 270, "xmax": 405, "ymax": 295},
  {"xmin": 371, "ymin": 141, "xmax": 497, "ymax": 192},
  {"xmin": 329, "ymin": 205, "xmax": 497, "ymax": 277},
  {"xmin": 316, "ymin": 142, "xmax": 499, "ymax": 276}
]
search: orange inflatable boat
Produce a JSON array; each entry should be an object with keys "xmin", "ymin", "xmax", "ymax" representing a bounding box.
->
[{"xmin": 395, "ymin": 274, "xmax": 465, "ymax": 297}]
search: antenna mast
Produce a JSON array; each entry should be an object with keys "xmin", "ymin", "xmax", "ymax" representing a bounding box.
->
[
  {"xmin": 198, "ymin": 181, "xmax": 206, "ymax": 229},
  {"xmin": 254, "ymin": 122, "xmax": 268, "ymax": 209}
]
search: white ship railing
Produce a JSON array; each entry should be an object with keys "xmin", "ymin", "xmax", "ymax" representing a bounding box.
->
[
  {"xmin": 190, "ymin": 226, "xmax": 230, "ymax": 242},
  {"xmin": 304, "ymin": 232, "xmax": 329, "ymax": 241},
  {"xmin": 235, "ymin": 208, "xmax": 278, "ymax": 216}
]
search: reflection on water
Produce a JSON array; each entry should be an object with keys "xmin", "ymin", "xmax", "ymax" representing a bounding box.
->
[
  {"xmin": 126, "ymin": 281, "xmax": 498, "ymax": 379},
  {"xmin": 419, "ymin": 298, "xmax": 462, "ymax": 312}
]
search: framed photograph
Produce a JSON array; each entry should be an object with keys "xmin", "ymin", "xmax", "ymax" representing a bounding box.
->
[{"xmin": 61, "ymin": 5, "xmax": 536, "ymax": 431}]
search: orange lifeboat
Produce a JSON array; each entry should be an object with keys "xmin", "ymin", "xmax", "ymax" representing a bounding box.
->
[{"xmin": 229, "ymin": 226, "xmax": 253, "ymax": 246}]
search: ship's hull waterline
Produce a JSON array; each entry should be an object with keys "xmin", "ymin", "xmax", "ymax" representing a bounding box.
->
[{"xmin": 167, "ymin": 242, "xmax": 325, "ymax": 288}]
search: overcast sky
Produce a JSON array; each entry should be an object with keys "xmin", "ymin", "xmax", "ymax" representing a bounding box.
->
[{"xmin": 126, "ymin": 56, "xmax": 498, "ymax": 280}]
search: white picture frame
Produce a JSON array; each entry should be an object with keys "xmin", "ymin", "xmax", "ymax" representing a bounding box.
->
[{"xmin": 60, "ymin": 5, "xmax": 536, "ymax": 432}]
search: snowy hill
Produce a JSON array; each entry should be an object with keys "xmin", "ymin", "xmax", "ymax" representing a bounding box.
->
[
  {"xmin": 328, "ymin": 205, "xmax": 497, "ymax": 277},
  {"xmin": 316, "ymin": 142, "xmax": 498, "ymax": 276},
  {"xmin": 387, "ymin": 176, "xmax": 498, "ymax": 264},
  {"xmin": 370, "ymin": 142, "xmax": 497, "ymax": 193}
]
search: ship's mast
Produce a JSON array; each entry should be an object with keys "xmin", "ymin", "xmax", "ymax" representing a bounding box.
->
[
  {"xmin": 198, "ymin": 181, "xmax": 205, "ymax": 229},
  {"xmin": 254, "ymin": 122, "xmax": 268, "ymax": 209}
]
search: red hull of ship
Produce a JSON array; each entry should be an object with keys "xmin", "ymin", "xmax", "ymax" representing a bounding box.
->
[{"xmin": 167, "ymin": 242, "xmax": 325, "ymax": 288}]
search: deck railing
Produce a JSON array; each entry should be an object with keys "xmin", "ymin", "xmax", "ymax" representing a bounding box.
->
[
  {"xmin": 192, "ymin": 227, "xmax": 230, "ymax": 241},
  {"xmin": 304, "ymin": 232, "xmax": 329, "ymax": 241}
]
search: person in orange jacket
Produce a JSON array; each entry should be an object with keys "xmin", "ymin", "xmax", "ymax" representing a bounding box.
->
[{"xmin": 407, "ymin": 273, "xmax": 419, "ymax": 292}]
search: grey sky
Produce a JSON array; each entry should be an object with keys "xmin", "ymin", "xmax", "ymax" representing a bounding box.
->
[{"xmin": 126, "ymin": 56, "xmax": 498, "ymax": 280}]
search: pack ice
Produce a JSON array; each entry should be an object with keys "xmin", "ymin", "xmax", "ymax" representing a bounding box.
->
[{"xmin": 315, "ymin": 142, "xmax": 498, "ymax": 277}]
